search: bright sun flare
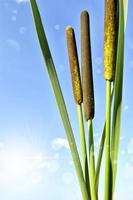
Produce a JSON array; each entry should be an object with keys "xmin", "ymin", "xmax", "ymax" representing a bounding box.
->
[{"xmin": 0, "ymin": 148, "xmax": 44, "ymax": 185}]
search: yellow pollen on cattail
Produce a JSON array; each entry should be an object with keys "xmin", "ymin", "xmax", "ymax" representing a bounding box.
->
[
  {"xmin": 66, "ymin": 26, "xmax": 83, "ymax": 105},
  {"xmin": 104, "ymin": 0, "xmax": 118, "ymax": 81}
]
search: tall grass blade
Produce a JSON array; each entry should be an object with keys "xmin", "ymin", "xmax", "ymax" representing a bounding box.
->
[
  {"xmin": 77, "ymin": 104, "xmax": 91, "ymax": 199},
  {"xmin": 111, "ymin": 0, "xmax": 128, "ymax": 197},
  {"xmin": 88, "ymin": 120, "xmax": 97, "ymax": 200},
  {"xmin": 29, "ymin": 0, "xmax": 89, "ymax": 199},
  {"xmin": 95, "ymin": 123, "xmax": 105, "ymax": 193}
]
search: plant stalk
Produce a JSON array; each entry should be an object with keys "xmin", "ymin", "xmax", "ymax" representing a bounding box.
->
[
  {"xmin": 88, "ymin": 119, "xmax": 96, "ymax": 200},
  {"xmin": 77, "ymin": 104, "xmax": 91, "ymax": 199},
  {"xmin": 104, "ymin": 80, "xmax": 112, "ymax": 200}
]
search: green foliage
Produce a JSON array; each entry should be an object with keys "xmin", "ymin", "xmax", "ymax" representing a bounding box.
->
[{"xmin": 29, "ymin": 0, "xmax": 128, "ymax": 199}]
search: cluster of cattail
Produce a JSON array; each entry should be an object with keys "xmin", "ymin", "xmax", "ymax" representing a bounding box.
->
[
  {"xmin": 30, "ymin": 0, "xmax": 126, "ymax": 199},
  {"xmin": 66, "ymin": 1, "xmax": 118, "ymax": 199},
  {"xmin": 66, "ymin": 11, "xmax": 95, "ymax": 199},
  {"xmin": 66, "ymin": 11, "xmax": 94, "ymax": 122}
]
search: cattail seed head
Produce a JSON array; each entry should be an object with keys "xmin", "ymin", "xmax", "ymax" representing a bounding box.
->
[
  {"xmin": 81, "ymin": 11, "xmax": 95, "ymax": 121},
  {"xmin": 104, "ymin": 0, "xmax": 118, "ymax": 81},
  {"xmin": 66, "ymin": 26, "xmax": 83, "ymax": 105}
]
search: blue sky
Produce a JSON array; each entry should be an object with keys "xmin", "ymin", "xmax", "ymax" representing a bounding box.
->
[{"xmin": 0, "ymin": 0, "xmax": 133, "ymax": 199}]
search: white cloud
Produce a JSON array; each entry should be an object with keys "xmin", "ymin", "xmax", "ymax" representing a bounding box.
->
[
  {"xmin": 52, "ymin": 138, "xmax": 69, "ymax": 150},
  {"xmin": 40, "ymin": 160, "xmax": 59, "ymax": 173},
  {"xmin": 0, "ymin": 151, "xmax": 43, "ymax": 184},
  {"xmin": 128, "ymin": 137, "xmax": 133, "ymax": 154},
  {"xmin": 16, "ymin": 0, "xmax": 29, "ymax": 3},
  {"xmin": 124, "ymin": 104, "xmax": 129, "ymax": 111},
  {"xmin": 19, "ymin": 26, "xmax": 26, "ymax": 34},
  {"xmin": 0, "ymin": 147, "xmax": 60, "ymax": 185}
]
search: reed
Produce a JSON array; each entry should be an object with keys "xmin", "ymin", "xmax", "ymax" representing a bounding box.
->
[
  {"xmin": 66, "ymin": 26, "xmax": 83, "ymax": 105},
  {"xmin": 66, "ymin": 26, "xmax": 91, "ymax": 198},
  {"xmin": 29, "ymin": 0, "xmax": 128, "ymax": 199},
  {"xmin": 104, "ymin": 0, "xmax": 118, "ymax": 198},
  {"xmin": 111, "ymin": 0, "xmax": 128, "ymax": 198},
  {"xmin": 81, "ymin": 11, "xmax": 96, "ymax": 200}
]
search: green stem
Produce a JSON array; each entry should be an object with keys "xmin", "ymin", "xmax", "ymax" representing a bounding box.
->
[
  {"xmin": 88, "ymin": 119, "xmax": 96, "ymax": 200},
  {"xmin": 95, "ymin": 123, "xmax": 106, "ymax": 195},
  {"xmin": 77, "ymin": 104, "xmax": 91, "ymax": 199},
  {"xmin": 95, "ymin": 86, "xmax": 114, "ymax": 195},
  {"xmin": 104, "ymin": 80, "xmax": 112, "ymax": 200}
]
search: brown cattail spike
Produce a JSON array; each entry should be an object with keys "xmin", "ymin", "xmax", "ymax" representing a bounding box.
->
[
  {"xmin": 104, "ymin": 0, "xmax": 118, "ymax": 81},
  {"xmin": 66, "ymin": 26, "xmax": 83, "ymax": 105},
  {"xmin": 81, "ymin": 11, "xmax": 95, "ymax": 121}
]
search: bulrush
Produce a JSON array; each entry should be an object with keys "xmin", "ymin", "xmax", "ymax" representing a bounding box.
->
[
  {"xmin": 66, "ymin": 26, "xmax": 91, "ymax": 199},
  {"xmin": 30, "ymin": 0, "xmax": 128, "ymax": 199},
  {"xmin": 104, "ymin": 0, "xmax": 118, "ymax": 81},
  {"xmin": 81, "ymin": 11, "xmax": 95, "ymax": 121},
  {"xmin": 104, "ymin": 1, "xmax": 118, "ymax": 200},
  {"xmin": 81, "ymin": 10, "xmax": 96, "ymax": 200},
  {"xmin": 66, "ymin": 26, "xmax": 83, "ymax": 105}
]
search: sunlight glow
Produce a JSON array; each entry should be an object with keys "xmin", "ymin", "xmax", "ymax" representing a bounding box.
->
[{"xmin": 0, "ymin": 148, "xmax": 44, "ymax": 185}]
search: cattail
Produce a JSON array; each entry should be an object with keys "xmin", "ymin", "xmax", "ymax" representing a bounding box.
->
[
  {"xmin": 104, "ymin": 0, "xmax": 118, "ymax": 81},
  {"xmin": 81, "ymin": 11, "xmax": 95, "ymax": 121},
  {"xmin": 66, "ymin": 26, "xmax": 83, "ymax": 105}
]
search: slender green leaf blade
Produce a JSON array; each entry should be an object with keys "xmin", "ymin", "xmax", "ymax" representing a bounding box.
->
[
  {"xmin": 111, "ymin": 0, "xmax": 128, "ymax": 196},
  {"xmin": 95, "ymin": 88, "xmax": 114, "ymax": 194},
  {"xmin": 29, "ymin": 0, "xmax": 89, "ymax": 199}
]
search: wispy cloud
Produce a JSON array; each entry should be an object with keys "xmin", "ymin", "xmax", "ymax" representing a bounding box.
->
[
  {"xmin": 51, "ymin": 137, "xmax": 69, "ymax": 150},
  {"xmin": 16, "ymin": 0, "xmax": 29, "ymax": 3},
  {"xmin": 0, "ymin": 147, "xmax": 60, "ymax": 185},
  {"xmin": 19, "ymin": 26, "xmax": 26, "ymax": 34},
  {"xmin": 124, "ymin": 104, "xmax": 129, "ymax": 111}
]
